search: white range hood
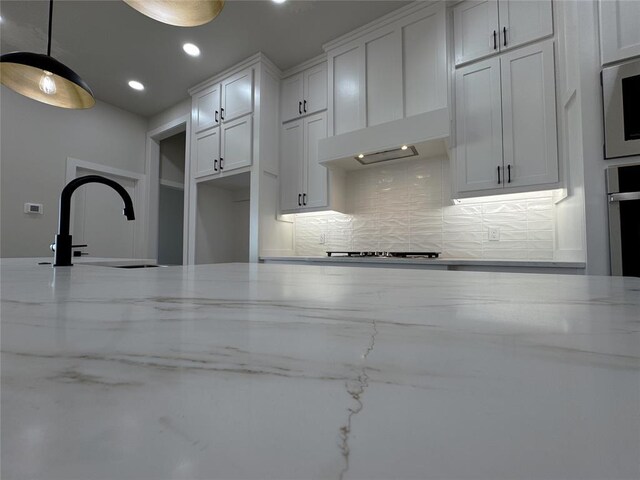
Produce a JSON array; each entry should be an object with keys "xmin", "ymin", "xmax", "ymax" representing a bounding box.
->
[{"xmin": 318, "ymin": 107, "xmax": 450, "ymax": 171}]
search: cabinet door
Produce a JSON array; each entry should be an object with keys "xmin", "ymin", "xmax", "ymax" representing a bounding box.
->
[
  {"xmin": 281, "ymin": 73, "xmax": 303, "ymax": 123},
  {"xmin": 455, "ymin": 57, "xmax": 503, "ymax": 192},
  {"xmin": 221, "ymin": 68, "xmax": 253, "ymax": 123},
  {"xmin": 193, "ymin": 85, "xmax": 220, "ymax": 133},
  {"xmin": 498, "ymin": 0, "xmax": 552, "ymax": 52},
  {"xmin": 500, "ymin": 40, "xmax": 558, "ymax": 188},
  {"xmin": 279, "ymin": 120, "xmax": 304, "ymax": 212},
  {"xmin": 365, "ymin": 29, "xmax": 403, "ymax": 127},
  {"xmin": 303, "ymin": 62, "xmax": 327, "ymax": 116},
  {"xmin": 331, "ymin": 44, "xmax": 365, "ymax": 135},
  {"xmin": 599, "ymin": 0, "xmax": 640, "ymax": 64},
  {"xmin": 220, "ymin": 115, "xmax": 253, "ymax": 173},
  {"xmin": 403, "ymin": 4, "xmax": 447, "ymax": 117},
  {"xmin": 303, "ymin": 112, "xmax": 328, "ymax": 210},
  {"xmin": 194, "ymin": 128, "xmax": 220, "ymax": 177},
  {"xmin": 453, "ymin": 0, "xmax": 499, "ymax": 66}
]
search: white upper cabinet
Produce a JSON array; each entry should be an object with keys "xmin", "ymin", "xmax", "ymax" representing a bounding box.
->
[
  {"xmin": 279, "ymin": 112, "xmax": 338, "ymax": 213},
  {"xmin": 454, "ymin": 0, "xmax": 500, "ymax": 66},
  {"xmin": 453, "ymin": 0, "xmax": 553, "ymax": 67},
  {"xmin": 326, "ymin": 1, "xmax": 447, "ymax": 136},
  {"xmin": 500, "ymin": 41, "xmax": 558, "ymax": 188},
  {"xmin": 303, "ymin": 63, "xmax": 328, "ymax": 116},
  {"xmin": 194, "ymin": 128, "xmax": 220, "ymax": 177},
  {"xmin": 455, "ymin": 40, "xmax": 558, "ymax": 194},
  {"xmin": 600, "ymin": 0, "xmax": 640, "ymax": 64},
  {"xmin": 498, "ymin": 0, "xmax": 553, "ymax": 52},
  {"xmin": 455, "ymin": 57, "xmax": 503, "ymax": 192},
  {"xmin": 365, "ymin": 29, "xmax": 403, "ymax": 127},
  {"xmin": 281, "ymin": 62, "xmax": 328, "ymax": 123},
  {"xmin": 221, "ymin": 68, "xmax": 253, "ymax": 123},
  {"xmin": 193, "ymin": 84, "xmax": 221, "ymax": 133},
  {"xmin": 331, "ymin": 45, "xmax": 365, "ymax": 135},
  {"xmin": 220, "ymin": 115, "xmax": 253, "ymax": 173},
  {"xmin": 403, "ymin": 7, "xmax": 448, "ymax": 116},
  {"xmin": 303, "ymin": 113, "xmax": 328, "ymax": 209}
]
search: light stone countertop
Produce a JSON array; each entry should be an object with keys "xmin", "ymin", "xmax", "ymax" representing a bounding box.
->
[
  {"xmin": 261, "ymin": 255, "xmax": 586, "ymax": 269},
  {"xmin": 1, "ymin": 258, "xmax": 638, "ymax": 480}
]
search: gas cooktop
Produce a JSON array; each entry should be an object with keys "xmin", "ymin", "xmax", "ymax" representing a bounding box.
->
[{"xmin": 326, "ymin": 251, "xmax": 440, "ymax": 258}]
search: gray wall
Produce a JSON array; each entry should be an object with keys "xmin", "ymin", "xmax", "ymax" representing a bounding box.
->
[{"xmin": 0, "ymin": 88, "xmax": 148, "ymax": 258}]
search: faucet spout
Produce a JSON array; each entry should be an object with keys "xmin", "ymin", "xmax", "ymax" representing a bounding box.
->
[{"xmin": 53, "ymin": 175, "xmax": 136, "ymax": 266}]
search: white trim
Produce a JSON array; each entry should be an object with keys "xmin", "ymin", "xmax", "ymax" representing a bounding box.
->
[
  {"xmin": 323, "ymin": 1, "xmax": 441, "ymax": 52},
  {"xmin": 188, "ymin": 52, "xmax": 281, "ymax": 95},
  {"xmin": 65, "ymin": 157, "xmax": 147, "ymax": 259},
  {"xmin": 281, "ymin": 53, "xmax": 327, "ymax": 78},
  {"xmin": 145, "ymin": 114, "xmax": 190, "ymax": 264}
]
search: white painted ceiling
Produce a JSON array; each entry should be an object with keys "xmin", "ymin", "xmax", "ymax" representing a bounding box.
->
[{"xmin": 1, "ymin": 0, "xmax": 411, "ymax": 117}]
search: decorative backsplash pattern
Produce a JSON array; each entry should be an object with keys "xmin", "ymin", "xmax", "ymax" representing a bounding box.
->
[{"xmin": 294, "ymin": 156, "xmax": 556, "ymax": 260}]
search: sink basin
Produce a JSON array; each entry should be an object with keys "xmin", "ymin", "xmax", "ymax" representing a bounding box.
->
[{"xmin": 77, "ymin": 260, "xmax": 165, "ymax": 269}]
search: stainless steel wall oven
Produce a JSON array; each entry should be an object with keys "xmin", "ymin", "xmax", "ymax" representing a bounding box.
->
[{"xmin": 607, "ymin": 163, "xmax": 640, "ymax": 276}]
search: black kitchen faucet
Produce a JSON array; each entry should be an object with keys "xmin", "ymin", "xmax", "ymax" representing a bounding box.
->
[{"xmin": 51, "ymin": 175, "xmax": 135, "ymax": 266}]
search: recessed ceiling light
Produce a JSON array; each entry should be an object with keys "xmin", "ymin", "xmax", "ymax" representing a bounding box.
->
[
  {"xmin": 183, "ymin": 43, "xmax": 201, "ymax": 57},
  {"xmin": 128, "ymin": 80, "xmax": 144, "ymax": 91},
  {"xmin": 272, "ymin": 0, "xmax": 286, "ymax": 4}
]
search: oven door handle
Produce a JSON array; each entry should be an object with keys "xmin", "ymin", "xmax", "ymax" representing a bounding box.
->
[{"xmin": 609, "ymin": 192, "xmax": 640, "ymax": 202}]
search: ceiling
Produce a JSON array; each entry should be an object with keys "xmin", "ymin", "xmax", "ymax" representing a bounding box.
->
[{"xmin": 0, "ymin": 0, "xmax": 411, "ymax": 117}]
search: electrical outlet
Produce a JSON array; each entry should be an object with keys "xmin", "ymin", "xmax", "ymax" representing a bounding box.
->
[
  {"xmin": 488, "ymin": 227, "xmax": 500, "ymax": 241},
  {"xmin": 319, "ymin": 233, "xmax": 326, "ymax": 245}
]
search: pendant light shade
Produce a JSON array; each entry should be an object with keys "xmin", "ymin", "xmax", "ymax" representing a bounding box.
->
[
  {"xmin": 1, "ymin": 53, "xmax": 95, "ymax": 109},
  {"xmin": 123, "ymin": 0, "xmax": 225, "ymax": 27},
  {"xmin": 0, "ymin": 0, "xmax": 95, "ymax": 109}
]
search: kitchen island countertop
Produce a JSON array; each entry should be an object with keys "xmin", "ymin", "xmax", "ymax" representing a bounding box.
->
[{"xmin": 1, "ymin": 258, "xmax": 638, "ymax": 480}]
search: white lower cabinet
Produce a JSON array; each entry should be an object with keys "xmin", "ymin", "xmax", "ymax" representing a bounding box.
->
[
  {"xmin": 455, "ymin": 40, "xmax": 558, "ymax": 194},
  {"xmin": 280, "ymin": 111, "xmax": 341, "ymax": 213},
  {"xmin": 193, "ymin": 113, "xmax": 253, "ymax": 178}
]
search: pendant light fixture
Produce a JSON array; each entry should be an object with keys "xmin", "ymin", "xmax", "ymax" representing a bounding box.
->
[
  {"xmin": 123, "ymin": 0, "xmax": 225, "ymax": 27},
  {"xmin": 0, "ymin": 0, "xmax": 95, "ymax": 109}
]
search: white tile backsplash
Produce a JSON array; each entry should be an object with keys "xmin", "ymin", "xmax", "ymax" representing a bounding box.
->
[{"xmin": 293, "ymin": 157, "xmax": 556, "ymax": 260}]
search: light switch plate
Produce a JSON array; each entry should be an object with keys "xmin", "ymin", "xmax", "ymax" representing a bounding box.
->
[
  {"xmin": 488, "ymin": 227, "xmax": 500, "ymax": 241},
  {"xmin": 24, "ymin": 203, "xmax": 43, "ymax": 214}
]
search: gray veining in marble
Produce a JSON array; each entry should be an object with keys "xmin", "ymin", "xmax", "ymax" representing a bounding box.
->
[{"xmin": 1, "ymin": 258, "xmax": 639, "ymax": 480}]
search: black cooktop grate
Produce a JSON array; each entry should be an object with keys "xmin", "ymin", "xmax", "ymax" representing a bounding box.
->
[{"xmin": 326, "ymin": 251, "xmax": 440, "ymax": 258}]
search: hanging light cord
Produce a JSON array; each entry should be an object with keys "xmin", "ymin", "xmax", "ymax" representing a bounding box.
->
[{"xmin": 46, "ymin": 0, "xmax": 53, "ymax": 56}]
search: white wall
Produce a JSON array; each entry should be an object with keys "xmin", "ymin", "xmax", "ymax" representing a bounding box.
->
[
  {"xmin": 0, "ymin": 88, "xmax": 148, "ymax": 258},
  {"xmin": 147, "ymin": 98, "xmax": 191, "ymax": 132},
  {"xmin": 159, "ymin": 132, "xmax": 186, "ymax": 184}
]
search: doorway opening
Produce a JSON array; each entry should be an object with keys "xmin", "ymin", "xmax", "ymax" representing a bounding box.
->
[{"xmin": 158, "ymin": 132, "xmax": 186, "ymax": 265}]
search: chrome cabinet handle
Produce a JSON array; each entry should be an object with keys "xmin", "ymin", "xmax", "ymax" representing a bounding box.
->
[{"xmin": 609, "ymin": 192, "xmax": 640, "ymax": 202}]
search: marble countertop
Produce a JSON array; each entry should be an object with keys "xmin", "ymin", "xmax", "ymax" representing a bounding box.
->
[
  {"xmin": 1, "ymin": 258, "xmax": 638, "ymax": 480},
  {"xmin": 261, "ymin": 255, "xmax": 586, "ymax": 268}
]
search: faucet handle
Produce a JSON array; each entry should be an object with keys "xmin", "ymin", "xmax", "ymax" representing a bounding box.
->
[{"xmin": 50, "ymin": 243, "xmax": 87, "ymax": 252}]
